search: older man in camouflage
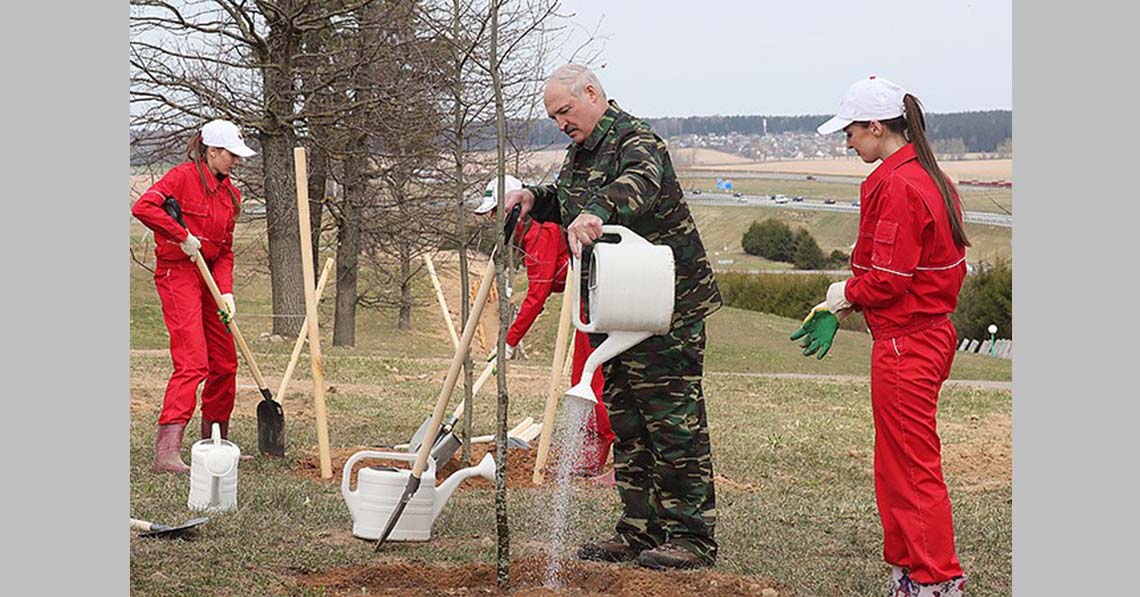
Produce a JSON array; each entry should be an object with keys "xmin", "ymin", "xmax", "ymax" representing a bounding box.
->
[{"xmin": 503, "ymin": 64, "xmax": 722, "ymax": 570}]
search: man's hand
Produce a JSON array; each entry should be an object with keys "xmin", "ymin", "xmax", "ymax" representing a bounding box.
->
[
  {"xmin": 503, "ymin": 188, "xmax": 535, "ymax": 221},
  {"xmin": 504, "ymin": 344, "xmax": 516, "ymax": 360},
  {"xmin": 180, "ymin": 233, "xmax": 202, "ymax": 257},
  {"xmin": 221, "ymin": 293, "xmax": 236, "ymax": 318},
  {"xmin": 566, "ymin": 212, "xmax": 604, "ymax": 258},
  {"xmin": 790, "ymin": 302, "xmax": 841, "ymax": 360}
]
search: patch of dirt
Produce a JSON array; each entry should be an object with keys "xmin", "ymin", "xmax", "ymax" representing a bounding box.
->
[
  {"xmin": 942, "ymin": 413, "xmax": 1012, "ymax": 492},
  {"xmin": 296, "ymin": 442, "xmax": 582, "ymax": 490},
  {"xmin": 713, "ymin": 475, "xmax": 760, "ymax": 493},
  {"xmin": 296, "ymin": 553, "xmax": 784, "ymax": 596}
]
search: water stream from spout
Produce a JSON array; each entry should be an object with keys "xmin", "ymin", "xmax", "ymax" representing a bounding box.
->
[{"xmin": 541, "ymin": 398, "xmax": 597, "ymax": 588}]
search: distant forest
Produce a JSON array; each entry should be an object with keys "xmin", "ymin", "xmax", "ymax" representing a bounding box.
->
[{"xmin": 520, "ymin": 110, "xmax": 1012, "ymax": 153}]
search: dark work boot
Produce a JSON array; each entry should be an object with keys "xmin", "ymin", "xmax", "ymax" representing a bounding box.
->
[
  {"xmin": 636, "ymin": 542, "xmax": 713, "ymax": 570},
  {"xmin": 151, "ymin": 423, "xmax": 191, "ymax": 475},
  {"xmin": 577, "ymin": 535, "xmax": 643, "ymax": 563},
  {"xmin": 201, "ymin": 419, "xmax": 229, "ymax": 440},
  {"xmin": 202, "ymin": 419, "xmax": 252, "ymax": 460}
]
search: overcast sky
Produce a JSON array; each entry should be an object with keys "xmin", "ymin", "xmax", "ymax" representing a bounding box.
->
[{"xmin": 549, "ymin": 0, "xmax": 1011, "ymax": 118}]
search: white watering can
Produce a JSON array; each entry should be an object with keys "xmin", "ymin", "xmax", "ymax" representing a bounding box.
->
[
  {"xmin": 565, "ymin": 225, "xmax": 675, "ymax": 405},
  {"xmin": 341, "ymin": 450, "xmax": 496, "ymax": 541},
  {"xmin": 188, "ymin": 423, "xmax": 241, "ymax": 513}
]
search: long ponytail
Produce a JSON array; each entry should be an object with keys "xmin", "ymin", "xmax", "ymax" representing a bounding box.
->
[
  {"xmin": 185, "ymin": 130, "xmax": 239, "ymax": 212},
  {"xmin": 898, "ymin": 95, "xmax": 970, "ymax": 248}
]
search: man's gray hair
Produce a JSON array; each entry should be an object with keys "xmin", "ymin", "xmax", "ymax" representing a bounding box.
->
[{"xmin": 548, "ymin": 64, "xmax": 607, "ymax": 100}]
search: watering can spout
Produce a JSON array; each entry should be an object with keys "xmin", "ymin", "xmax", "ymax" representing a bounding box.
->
[
  {"xmin": 563, "ymin": 382, "xmax": 598, "ymax": 405},
  {"xmin": 432, "ymin": 453, "xmax": 496, "ymax": 522},
  {"xmin": 564, "ymin": 330, "xmax": 652, "ymax": 405}
]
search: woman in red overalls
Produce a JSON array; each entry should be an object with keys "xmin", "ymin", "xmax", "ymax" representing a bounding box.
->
[
  {"xmin": 475, "ymin": 175, "xmax": 614, "ymax": 477},
  {"xmin": 794, "ymin": 77, "xmax": 971, "ymax": 597},
  {"xmin": 131, "ymin": 119, "xmax": 255, "ymax": 474}
]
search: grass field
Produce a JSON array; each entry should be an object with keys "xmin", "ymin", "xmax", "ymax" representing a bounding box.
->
[
  {"xmin": 689, "ymin": 204, "xmax": 1012, "ymax": 269},
  {"xmin": 129, "ymin": 214, "xmax": 1011, "ymax": 596}
]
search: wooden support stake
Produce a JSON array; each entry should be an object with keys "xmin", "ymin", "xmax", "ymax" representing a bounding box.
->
[
  {"xmin": 532, "ymin": 271, "xmax": 576, "ymax": 484},
  {"xmin": 294, "ymin": 147, "xmax": 332, "ymax": 479},
  {"xmin": 276, "ymin": 257, "xmax": 334, "ymax": 400},
  {"xmin": 424, "ymin": 254, "xmax": 460, "ymax": 350}
]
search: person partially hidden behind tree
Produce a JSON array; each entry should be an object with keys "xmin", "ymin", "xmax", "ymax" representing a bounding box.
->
[
  {"xmin": 504, "ymin": 64, "xmax": 723, "ymax": 570},
  {"xmin": 473, "ymin": 173, "xmax": 614, "ymax": 479}
]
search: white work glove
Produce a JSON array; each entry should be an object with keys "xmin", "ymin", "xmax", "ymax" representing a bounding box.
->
[
  {"xmin": 504, "ymin": 344, "xmax": 516, "ymax": 360},
  {"xmin": 826, "ymin": 280, "xmax": 853, "ymax": 313},
  {"xmin": 221, "ymin": 293, "xmax": 236, "ymax": 318},
  {"xmin": 180, "ymin": 233, "xmax": 202, "ymax": 257}
]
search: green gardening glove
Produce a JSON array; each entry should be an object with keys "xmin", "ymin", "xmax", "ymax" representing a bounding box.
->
[{"xmin": 790, "ymin": 302, "xmax": 840, "ymax": 359}]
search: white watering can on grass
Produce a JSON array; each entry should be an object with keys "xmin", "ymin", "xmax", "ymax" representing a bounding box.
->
[
  {"xmin": 341, "ymin": 450, "xmax": 496, "ymax": 541},
  {"xmin": 564, "ymin": 225, "xmax": 675, "ymax": 405},
  {"xmin": 188, "ymin": 423, "xmax": 241, "ymax": 513}
]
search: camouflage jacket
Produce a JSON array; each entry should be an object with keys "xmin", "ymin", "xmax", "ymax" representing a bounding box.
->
[{"xmin": 529, "ymin": 100, "xmax": 722, "ymax": 328}]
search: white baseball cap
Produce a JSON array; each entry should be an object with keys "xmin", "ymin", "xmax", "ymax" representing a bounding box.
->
[
  {"xmin": 816, "ymin": 76, "xmax": 907, "ymax": 135},
  {"xmin": 201, "ymin": 119, "xmax": 256, "ymax": 157},
  {"xmin": 473, "ymin": 175, "xmax": 523, "ymax": 214}
]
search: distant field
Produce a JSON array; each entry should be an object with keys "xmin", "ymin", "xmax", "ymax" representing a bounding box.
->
[
  {"xmin": 690, "ymin": 204, "xmax": 1012, "ymax": 269},
  {"xmin": 518, "ymin": 148, "xmax": 1011, "ymax": 182}
]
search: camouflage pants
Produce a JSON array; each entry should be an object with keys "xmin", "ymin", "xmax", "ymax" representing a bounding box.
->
[{"xmin": 600, "ymin": 318, "xmax": 717, "ymax": 563}]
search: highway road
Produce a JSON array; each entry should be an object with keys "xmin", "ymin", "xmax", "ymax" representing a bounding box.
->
[
  {"xmin": 681, "ymin": 170, "xmax": 1008, "ymax": 192},
  {"xmin": 688, "ymin": 192, "xmax": 1013, "ymax": 228}
]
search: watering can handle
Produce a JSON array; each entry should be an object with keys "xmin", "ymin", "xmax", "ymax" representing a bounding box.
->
[
  {"xmin": 340, "ymin": 450, "xmax": 436, "ymax": 514},
  {"xmin": 570, "ymin": 253, "xmax": 594, "ymax": 333},
  {"xmin": 571, "ymin": 225, "xmax": 643, "ymax": 333}
]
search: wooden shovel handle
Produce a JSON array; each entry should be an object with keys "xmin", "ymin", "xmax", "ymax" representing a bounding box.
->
[
  {"xmin": 191, "ymin": 253, "xmax": 269, "ymax": 391},
  {"xmin": 130, "ymin": 518, "xmax": 156, "ymax": 532},
  {"xmin": 410, "ymin": 254, "xmax": 497, "ymax": 478}
]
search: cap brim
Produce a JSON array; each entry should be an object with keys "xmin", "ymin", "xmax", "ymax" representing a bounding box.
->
[
  {"xmin": 227, "ymin": 143, "xmax": 256, "ymax": 157},
  {"xmin": 816, "ymin": 116, "xmax": 852, "ymax": 135},
  {"xmin": 473, "ymin": 198, "xmax": 497, "ymax": 214}
]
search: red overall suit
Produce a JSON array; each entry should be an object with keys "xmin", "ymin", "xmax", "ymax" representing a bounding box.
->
[
  {"xmin": 842, "ymin": 143, "xmax": 967, "ymax": 584},
  {"xmin": 132, "ymin": 161, "xmax": 241, "ymax": 431},
  {"xmin": 507, "ymin": 219, "xmax": 613, "ymax": 473}
]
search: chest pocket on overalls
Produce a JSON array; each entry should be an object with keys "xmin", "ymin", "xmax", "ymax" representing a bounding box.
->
[
  {"xmin": 180, "ymin": 196, "xmax": 210, "ymax": 218},
  {"xmin": 871, "ymin": 220, "xmax": 899, "ymax": 267}
]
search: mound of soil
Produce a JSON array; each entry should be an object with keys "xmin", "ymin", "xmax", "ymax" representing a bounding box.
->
[
  {"xmin": 296, "ymin": 442, "xmax": 591, "ymax": 490},
  {"xmin": 297, "ymin": 554, "xmax": 783, "ymax": 596}
]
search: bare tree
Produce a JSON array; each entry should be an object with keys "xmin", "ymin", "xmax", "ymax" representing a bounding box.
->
[{"xmin": 130, "ymin": 0, "xmax": 378, "ymax": 338}]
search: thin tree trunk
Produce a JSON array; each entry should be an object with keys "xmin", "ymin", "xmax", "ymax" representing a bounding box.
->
[
  {"xmin": 490, "ymin": 0, "xmax": 510, "ymax": 588},
  {"xmin": 454, "ymin": 0, "xmax": 474, "ymax": 469},
  {"xmin": 398, "ymin": 235, "xmax": 413, "ymax": 330}
]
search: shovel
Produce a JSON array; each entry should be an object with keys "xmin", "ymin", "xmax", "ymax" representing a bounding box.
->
[
  {"xmin": 404, "ymin": 353, "xmax": 497, "ymax": 453},
  {"xmin": 375, "ymin": 203, "xmax": 521, "ymax": 552},
  {"xmin": 162, "ymin": 197, "xmax": 285, "ymax": 456},
  {"xmin": 130, "ymin": 517, "xmax": 209, "ymax": 538}
]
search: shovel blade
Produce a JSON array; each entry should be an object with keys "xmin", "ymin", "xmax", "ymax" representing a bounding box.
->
[
  {"xmin": 257, "ymin": 399, "xmax": 285, "ymax": 457},
  {"xmin": 141, "ymin": 516, "xmax": 209, "ymax": 538},
  {"xmin": 374, "ymin": 475, "xmax": 421, "ymax": 551},
  {"xmin": 429, "ymin": 432, "xmax": 462, "ymax": 464},
  {"xmin": 407, "ymin": 415, "xmax": 435, "ymax": 453}
]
